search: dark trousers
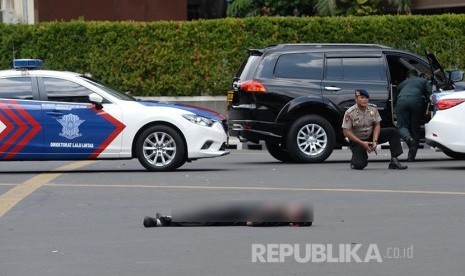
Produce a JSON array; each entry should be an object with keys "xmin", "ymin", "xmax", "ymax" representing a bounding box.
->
[
  {"xmin": 349, "ymin": 127, "xmax": 403, "ymax": 170},
  {"xmin": 396, "ymin": 98, "xmax": 424, "ymax": 160}
]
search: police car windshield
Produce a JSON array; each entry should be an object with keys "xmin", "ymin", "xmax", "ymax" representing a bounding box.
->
[{"xmin": 79, "ymin": 75, "xmax": 137, "ymax": 101}]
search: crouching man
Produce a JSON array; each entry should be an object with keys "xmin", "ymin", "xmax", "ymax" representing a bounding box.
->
[{"xmin": 342, "ymin": 89, "xmax": 407, "ymax": 170}]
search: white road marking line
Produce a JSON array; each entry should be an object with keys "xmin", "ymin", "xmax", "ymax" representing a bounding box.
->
[
  {"xmin": 0, "ymin": 183, "xmax": 16, "ymax": 186},
  {"xmin": 45, "ymin": 183, "xmax": 465, "ymax": 196}
]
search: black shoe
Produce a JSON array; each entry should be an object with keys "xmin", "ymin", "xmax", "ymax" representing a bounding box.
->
[
  {"xmin": 389, "ymin": 157, "xmax": 408, "ymax": 170},
  {"xmin": 407, "ymin": 149, "xmax": 417, "ymax": 162},
  {"xmin": 143, "ymin": 216, "xmax": 158, "ymax": 227},
  {"xmin": 155, "ymin": 212, "xmax": 172, "ymax": 226},
  {"xmin": 159, "ymin": 216, "xmax": 171, "ymax": 226},
  {"xmin": 406, "ymin": 138, "xmax": 416, "ymax": 151}
]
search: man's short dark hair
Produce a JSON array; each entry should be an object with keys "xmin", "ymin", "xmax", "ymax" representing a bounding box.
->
[{"xmin": 407, "ymin": 69, "xmax": 418, "ymax": 77}]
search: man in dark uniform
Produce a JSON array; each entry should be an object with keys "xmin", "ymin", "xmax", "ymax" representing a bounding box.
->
[
  {"xmin": 342, "ymin": 89, "xmax": 407, "ymax": 170},
  {"xmin": 396, "ymin": 69, "xmax": 432, "ymax": 161}
]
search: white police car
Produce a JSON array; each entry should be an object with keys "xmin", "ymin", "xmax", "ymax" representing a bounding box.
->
[
  {"xmin": 424, "ymin": 52, "xmax": 465, "ymax": 160},
  {"xmin": 0, "ymin": 59, "xmax": 229, "ymax": 171},
  {"xmin": 425, "ymin": 89, "xmax": 465, "ymax": 160}
]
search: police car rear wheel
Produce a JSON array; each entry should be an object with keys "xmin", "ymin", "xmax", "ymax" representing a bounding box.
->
[
  {"xmin": 136, "ymin": 125, "xmax": 186, "ymax": 171},
  {"xmin": 286, "ymin": 115, "xmax": 335, "ymax": 163}
]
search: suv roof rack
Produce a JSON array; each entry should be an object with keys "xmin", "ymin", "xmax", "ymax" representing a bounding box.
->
[
  {"xmin": 271, "ymin": 43, "xmax": 391, "ymax": 49},
  {"xmin": 246, "ymin": 49, "xmax": 264, "ymax": 56}
]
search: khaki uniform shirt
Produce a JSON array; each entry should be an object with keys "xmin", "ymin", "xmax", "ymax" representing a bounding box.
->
[{"xmin": 341, "ymin": 104, "xmax": 382, "ymax": 140}]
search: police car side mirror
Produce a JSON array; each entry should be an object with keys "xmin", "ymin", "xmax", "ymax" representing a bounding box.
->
[{"xmin": 89, "ymin": 93, "xmax": 104, "ymax": 110}]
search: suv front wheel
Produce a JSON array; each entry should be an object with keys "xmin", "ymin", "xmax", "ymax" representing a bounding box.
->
[
  {"xmin": 286, "ymin": 115, "xmax": 335, "ymax": 163},
  {"xmin": 265, "ymin": 141, "xmax": 295, "ymax": 163}
]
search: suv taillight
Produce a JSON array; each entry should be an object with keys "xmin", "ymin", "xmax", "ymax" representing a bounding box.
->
[
  {"xmin": 240, "ymin": 80, "xmax": 267, "ymax": 93},
  {"xmin": 437, "ymin": 99, "xmax": 465, "ymax": 110}
]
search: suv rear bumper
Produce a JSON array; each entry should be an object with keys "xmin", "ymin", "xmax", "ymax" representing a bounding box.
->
[
  {"xmin": 228, "ymin": 119, "xmax": 284, "ymax": 144},
  {"xmin": 228, "ymin": 105, "xmax": 285, "ymax": 143}
]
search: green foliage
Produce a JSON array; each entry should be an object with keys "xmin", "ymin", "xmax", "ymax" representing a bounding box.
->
[
  {"xmin": 388, "ymin": 0, "xmax": 411, "ymax": 14},
  {"xmin": 226, "ymin": 0, "xmax": 258, "ymax": 17},
  {"xmin": 315, "ymin": 0, "xmax": 337, "ymax": 16},
  {"xmin": 1, "ymin": 15, "xmax": 465, "ymax": 96},
  {"xmin": 339, "ymin": 0, "xmax": 380, "ymax": 16},
  {"xmin": 227, "ymin": 0, "xmax": 313, "ymax": 17},
  {"xmin": 227, "ymin": 0, "xmax": 409, "ymax": 17}
]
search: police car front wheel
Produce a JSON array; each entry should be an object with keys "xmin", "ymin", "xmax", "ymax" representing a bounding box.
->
[{"xmin": 136, "ymin": 125, "xmax": 186, "ymax": 171}]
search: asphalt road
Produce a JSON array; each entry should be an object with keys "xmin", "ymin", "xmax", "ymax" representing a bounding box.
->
[{"xmin": 1, "ymin": 148, "xmax": 465, "ymax": 276}]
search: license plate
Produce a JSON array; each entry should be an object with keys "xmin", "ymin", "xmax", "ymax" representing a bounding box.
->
[{"xmin": 227, "ymin": 90, "xmax": 234, "ymax": 102}]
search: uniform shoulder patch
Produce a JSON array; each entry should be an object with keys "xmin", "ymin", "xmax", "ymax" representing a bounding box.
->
[
  {"xmin": 346, "ymin": 105, "xmax": 357, "ymax": 113},
  {"xmin": 367, "ymin": 105, "xmax": 378, "ymax": 113}
]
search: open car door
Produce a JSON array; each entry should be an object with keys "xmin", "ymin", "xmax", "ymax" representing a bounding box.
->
[{"xmin": 425, "ymin": 51, "xmax": 454, "ymax": 91}]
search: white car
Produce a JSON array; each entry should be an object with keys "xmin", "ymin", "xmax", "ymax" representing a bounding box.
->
[
  {"xmin": 0, "ymin": 59, "xmax": 229, "ymax": 171},
  {"xmin": 425, "ymin": 90, "xmax": 465, "ymax": 160}
]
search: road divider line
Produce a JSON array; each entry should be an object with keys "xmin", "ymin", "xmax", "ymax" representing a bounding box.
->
[
  {"xmin": 0, "ymin": 161, "xmax": 96, "ymax": 218},
  {"xmin": 0, "ymin": 183, "xmax": 16, "ymax": 186},
  {"xmin": 45, "ymin": 183, "xmax": 465, "ymax": 196}
]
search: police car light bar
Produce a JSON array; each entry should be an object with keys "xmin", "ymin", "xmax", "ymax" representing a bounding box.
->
[{"xmin": 13, "ymin": 59, "xmax": 44, "ymax": 69}]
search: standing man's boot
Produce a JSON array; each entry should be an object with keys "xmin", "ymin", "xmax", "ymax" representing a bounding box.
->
[
  {"xmin": 407, "ymin": 148, "xmax": 417, "ymax": 162},
  {"xmin": 406, "ymin": 138, "xmax": 416, "ymax": 161},
  {"xmin": 406, "ymin": 137, "xmax": 416, "ymax": 151},
  {"xmin": 389, "ymin": 157, "xmax": 408, "ymax": 170}
]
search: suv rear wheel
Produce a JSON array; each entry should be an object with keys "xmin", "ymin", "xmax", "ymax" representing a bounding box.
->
[{"xmin": 286, "ymin": 115, "xmax": 335, "ymax": 163}]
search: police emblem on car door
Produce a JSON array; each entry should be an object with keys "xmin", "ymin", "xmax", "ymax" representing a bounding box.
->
[{"xmin": 57, "ymin": 113, "xmax": 85, "ymax": 139}]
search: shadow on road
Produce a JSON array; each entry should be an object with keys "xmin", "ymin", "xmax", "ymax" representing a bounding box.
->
[
  {"xmin": 233, "ymin": 157, "xmax": 455, "ymax": 166},
  {"xmin": 0, "ymin": 168, "xmax": 232, "ymax": 174}
]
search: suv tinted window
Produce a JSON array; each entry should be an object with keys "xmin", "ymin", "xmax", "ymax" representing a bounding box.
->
[
  {"xmin": 44, "ymin": 77, "xmax": 94, "ymax": 103},
  {"xmin": 274, "ymin": 53, "xmax": 323, "ymax": 79},
  {"xmin": 236, "ymin": 55, "xmax": 261, "ymax": 82},
  {"xmin": 326, "ymin": 57, "xmax": 384, "ymax": 81},
  {"xmin": 386, "ymin": 55, "xmax": 430, "ymax": 85},
  {"xmin": 326, "ymin": 58, "xmax": 344, "ymax": 79},
  {"xmin": 0, "ymin": 77, "xmax": 33, "ymax": 100}
]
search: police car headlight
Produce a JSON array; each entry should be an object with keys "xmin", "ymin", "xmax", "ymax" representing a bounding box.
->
[{"xmin": 182, "ymin": 114, "xmax": 214, "ymax": 127}]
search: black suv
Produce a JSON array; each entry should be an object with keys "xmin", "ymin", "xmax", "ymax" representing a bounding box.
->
[{"xmin": 227, "ymin": 43, "xmax": 460, "ymax": 163}]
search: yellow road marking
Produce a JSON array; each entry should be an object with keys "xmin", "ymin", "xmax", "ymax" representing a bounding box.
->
[
  {"xmin": 46, "ymin": 183, "xmax": 465, "ymax": 196},
  {"xmin": 0, "ymin": 161, "xmax": 96, "ymax": 218}
]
